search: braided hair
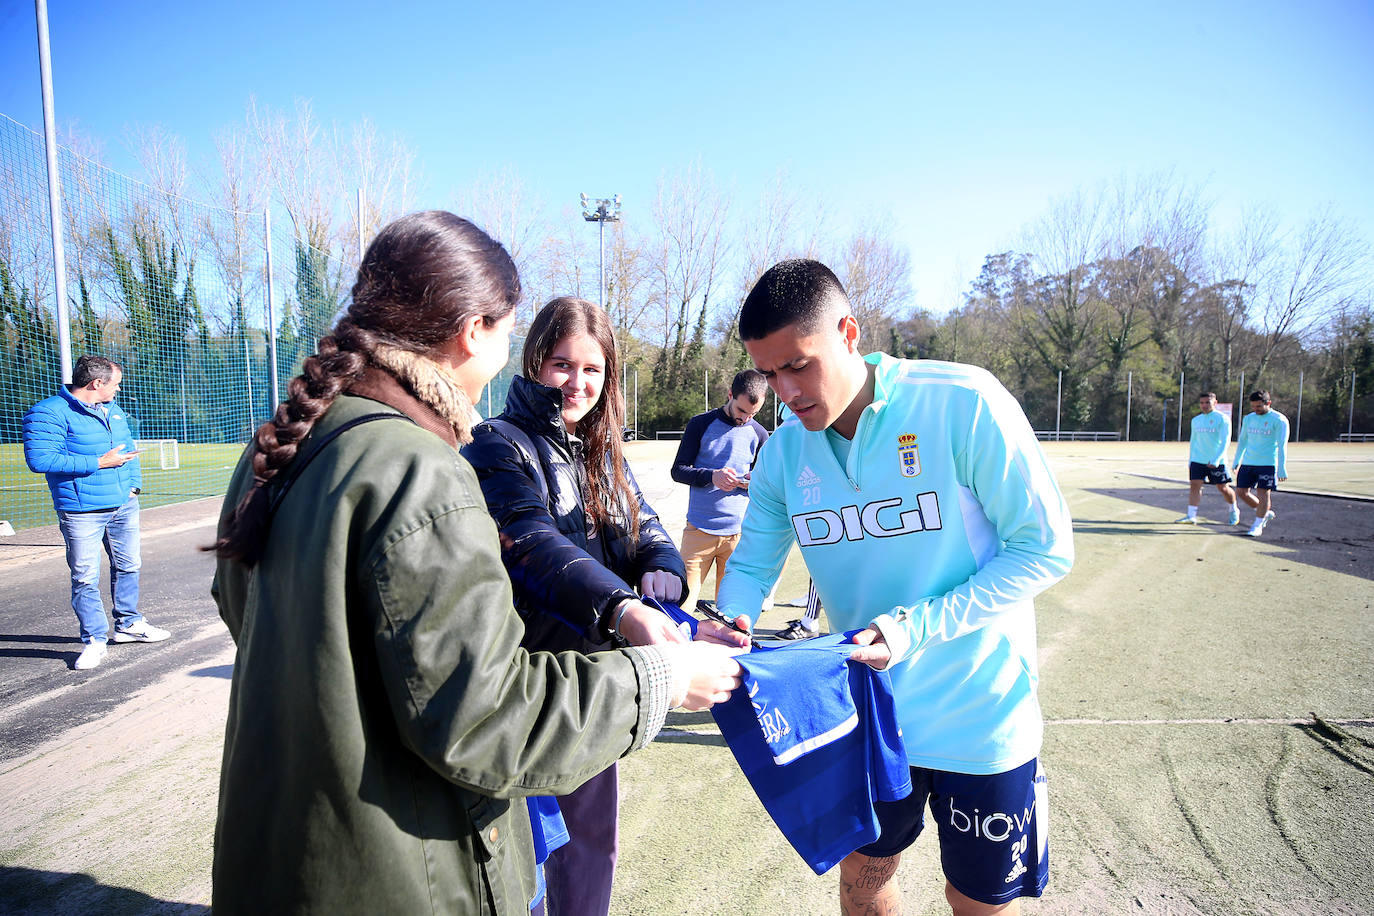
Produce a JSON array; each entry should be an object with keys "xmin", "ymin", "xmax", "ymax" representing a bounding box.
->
[{"xmin": 211, "ymin": 211, "xmax": 519, "ymax": 565}]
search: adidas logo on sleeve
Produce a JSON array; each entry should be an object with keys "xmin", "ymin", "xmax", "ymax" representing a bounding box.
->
[{"xmin": 711, "ymin": 633, "xmax": 911, "ymax": 874}]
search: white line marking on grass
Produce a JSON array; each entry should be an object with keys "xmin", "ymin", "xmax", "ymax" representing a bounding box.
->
[{"xmin": 1049, "ymin": 717, "xmax": 1374, "ymax": 726}]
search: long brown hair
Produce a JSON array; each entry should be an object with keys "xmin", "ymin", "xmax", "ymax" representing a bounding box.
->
[
  {"xmin": 523, "ymin": 297, "xmax": 638, "ymax": 538},
  {"xmin": 211, "ymin": 211, "xmax": 520, "ymax": 565}
]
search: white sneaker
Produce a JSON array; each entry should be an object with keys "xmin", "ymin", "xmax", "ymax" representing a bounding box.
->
[
  {"xmin": 74, "ymin": 641, "xmax": 108, "ymax": 670},
  {"xmin": 1228, "ymin": 507, "xmax": 1242, "ymax": 526},
  {"xmin": 1246, "ymin": 520, "xmax": 1265, "ymax": 538},
  {"xmin": 111, "ymin": 620, "xmax": 171, "ymax": 643},
  {"xmin": 1174, "ymin": 515, "xmax": 1199, "ymax": 525},
  {"xmin": 1262, "ymin": 510, "xmax": 1276, "ymax": 527}
]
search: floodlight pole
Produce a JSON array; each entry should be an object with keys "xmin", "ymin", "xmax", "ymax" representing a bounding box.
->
[
  {"xmin": 1350, "ymin": 370, "xmax": 1357, "ymax": 439},
  {"xmin": 1055, "ymin": 370, "xmax": 1062, "ymax": 438},
  {"xmin": 580, "ymin": 193, "xmax": 622, "ymax": 308},
  {"xmin": 264, "ymin": 209, "xmax": 280, "ymax": 408},
  {"xmin": 1295, "ymin": 370, "xmax": 1304, "ymax": 442},
  {"xmin": 1125, "ymin": 371, "xmax": 1132, "ymax": 442},
  {"xmin": 1162, "ymin": 399, "xmax": 1171, "ymax": 442},
  {"xmin": 1177, "ymin": 372, "xmax": 1185, "ymax": 441},
  {"xmin": 35, "ymin": 0, "xmax": 72, "ymax": 383}
]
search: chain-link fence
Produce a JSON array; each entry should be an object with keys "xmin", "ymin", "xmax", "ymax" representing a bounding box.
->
[{"xmin": 1, "ymin": 115, "xmax": 519, "ymax": 531}]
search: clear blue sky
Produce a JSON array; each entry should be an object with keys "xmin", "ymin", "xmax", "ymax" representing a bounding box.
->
[{"xmin": 2, "ymin": 0, "xmax": 1371, "ymax": 312}]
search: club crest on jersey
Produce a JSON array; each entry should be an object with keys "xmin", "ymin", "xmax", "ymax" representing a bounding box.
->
[{"xmin": 897, "ymin": 433, "xmax": 920, "ymax": 478}]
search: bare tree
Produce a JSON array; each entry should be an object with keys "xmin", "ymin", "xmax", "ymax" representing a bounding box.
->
[
  {"xmin": 1194, "ymin": 207, "xmax": 1282, "ymax": 386},
  {"xmin": 648, "ymin": 162, "xmax": 729, "ymax": 354},
  {"xmin": 342, "ymin": 118, "xmax": 419, "ymax": 271},
  {"xmin": 1016, "ymin": 184, "xmax": 1112, "ymax": 421},
  {"xmin": 835, "ymin": 217, "xmax": 913, "ymax": 347},
  {"xmin": 1251, "ymin": 207, "xmax": 1369, "ymax": 383},
  {"xmin": 459, "ymin": 167, "xmax": 545, "ymax": 325}
]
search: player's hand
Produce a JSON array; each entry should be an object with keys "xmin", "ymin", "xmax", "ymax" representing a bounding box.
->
[
  {"xmin": 640, "ymin": 569, "xmax": 683, "ymax": 603},
  {"xmin": 1279, "ymin": 476, "xmax": 1287, "ymax": 482},
  {"xmin": 658, "ymin": 641, "xmax": 745, "ymax": 710},
  {"xmin": 695, "ymin": 616, "xmax": 753, "ymax": 649},
  {"xmin": 616, "ymin": 599, "xmax": 690, "ymax": 646},
  {"xmin": 849, "ymin": 626, "xmax": 891, "ymax": 670},
  {"xmin": 711, "ymin": 468, "xmax": 743, "ymax": 491},
  {"xmin": 98, "ymin": 445, "xmax": 140, "ymax": 468}
]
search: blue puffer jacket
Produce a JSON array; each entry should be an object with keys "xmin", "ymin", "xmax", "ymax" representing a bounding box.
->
[{"xmin": 23, "ymin": 386, "xmax": 141, "ymax": 512}]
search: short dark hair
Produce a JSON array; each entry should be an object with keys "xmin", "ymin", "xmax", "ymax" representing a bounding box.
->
[
  {"xmin": 72, "ymin": 355, "xmax": 119, "ymax": 388},
  {"xmin": 739, "ymin": 259, "xmax": 849, "ymax": 341},
  {"xmin": 1198, "ymin": 391, "xmax": 1216, "ymax": 400},
  {"xmin": 1249, "ymin": 390, "xmax": 1271, "ymax": 403},
  {"xmin": 730, "ymin": 369, "xmax": 767, "ymax": 402}
]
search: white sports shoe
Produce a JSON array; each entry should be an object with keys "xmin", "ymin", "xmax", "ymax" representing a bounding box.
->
[
  {"xmin": 74, "ymin": 641, "xmax": 108, "ymax": 670},
  {"xmin": 1246, "ymin": 520, "xmax": 1265, "ymax": 538},
  {"xmin": 1262, "ymin": 510, "xmax": 1276, "ymax": 527},
  {"xmin": 111, "ymin": 620, "xmax": 171, "ymax": 643},
  {"xmin": 1174, "ymin": 515, "xmax": 1199, "ymax": 525}
]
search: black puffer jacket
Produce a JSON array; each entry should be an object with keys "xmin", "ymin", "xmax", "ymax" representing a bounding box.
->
[{"xmin": 463, "ymin": 375, "xmax": 686, "ymax": 653}]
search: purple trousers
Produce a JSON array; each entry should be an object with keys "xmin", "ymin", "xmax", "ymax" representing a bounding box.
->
[{"xmin": 544, "ymin": 763, "xmax": 619, "ymax": 916}]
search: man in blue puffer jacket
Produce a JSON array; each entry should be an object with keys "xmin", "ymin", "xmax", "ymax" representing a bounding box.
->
[{"xmin": 23, "ymin": 355, "xmax": 170, "ymax": 670}]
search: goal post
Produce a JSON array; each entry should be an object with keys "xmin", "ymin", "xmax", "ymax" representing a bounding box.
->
[{"xmin": 136, "ymin": 439, "xmax": 180, "ymax": 470}]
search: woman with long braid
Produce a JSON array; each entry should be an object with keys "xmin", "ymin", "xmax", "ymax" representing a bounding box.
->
[{"xmin": 208, "ymin": 211, "xmax": 741, "ymax": 915}]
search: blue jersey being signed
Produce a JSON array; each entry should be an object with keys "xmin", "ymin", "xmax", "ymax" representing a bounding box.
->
[
  {"xmin": 718, "ymin": 353, "xmax": 1074, "ymax": 776},
  {"xmin": 711, "ymin": 633, "xmax": 910, "ymax": 874}
]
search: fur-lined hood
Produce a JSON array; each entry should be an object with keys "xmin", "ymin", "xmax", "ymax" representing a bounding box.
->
[{"xmin": 351, "ymin": 343, "xmax": 481, "ymax": 447}]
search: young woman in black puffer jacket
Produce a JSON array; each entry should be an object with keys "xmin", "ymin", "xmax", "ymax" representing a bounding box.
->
[{"xmin": 463, "ymin": 297, "xmax": 689, "ymax": 916}]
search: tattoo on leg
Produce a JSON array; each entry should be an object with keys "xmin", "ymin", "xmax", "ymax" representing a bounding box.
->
[{"xmin": 840, "ymin": 855, "xmax": 902, "ymax": 916}]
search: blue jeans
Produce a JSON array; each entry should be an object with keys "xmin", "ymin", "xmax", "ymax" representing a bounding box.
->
[{"xmin": 56, "ymin": 495, "xmax": 142, "ymax": 644}]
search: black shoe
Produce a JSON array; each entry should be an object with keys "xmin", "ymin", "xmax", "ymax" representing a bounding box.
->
[{"xmin": 775, "ymin": 619, "xmax": 820, "ymax": 640}]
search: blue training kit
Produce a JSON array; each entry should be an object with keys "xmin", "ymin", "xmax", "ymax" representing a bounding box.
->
[
  {"xmin": 710, "ymin": 632, "xmax": 911, "ymax": 874},
  {"xmin": 718, "ymin": 353, "xmax": 1074, "ymax": 775}
]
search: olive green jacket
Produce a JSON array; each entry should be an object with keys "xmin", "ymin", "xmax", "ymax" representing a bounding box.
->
[{"xmin": 212, "ymin": 380, "xmax": 667, "ymax": 915}]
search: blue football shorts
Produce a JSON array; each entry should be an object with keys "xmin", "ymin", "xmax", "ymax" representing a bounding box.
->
[
  {"xmin": 1189, "ymin": 461, "xmax": 1232, "ymax": 485},
  {"xmin": 1235, "ymin": 465, "xmax": 1278, "ymax": 490},
  {"xmin": 857, "ymin": 757, "xmax": 1048, "ymax": 905}
]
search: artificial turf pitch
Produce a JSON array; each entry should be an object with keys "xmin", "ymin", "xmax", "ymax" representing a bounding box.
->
[
  {"xmin": 0, "ymin": 441, "xmax": 1369, "ymax": 914},
  {"xmin": 614, "ymin": 442, "xmax": 1374, "ymax": 915}
]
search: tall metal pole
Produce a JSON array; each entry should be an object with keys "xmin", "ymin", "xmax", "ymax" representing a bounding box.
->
[
  {"xmin": 35, "ymin": 0, "xmax": 72, "ymax": 382},
  {"xmin": 1295, "ymin": 370, "xmax": 1304, "ymax": 442},
  {"xmin": 1350, "ymin": 370, "xmax": 1357, "ymax": 439},
  {"xmin": 357, "ymin": 186, "xmax": 366, "ymax": 264},
  {"xmin": 243, "ymin": 332, "xmax": 255, "ymax": 432},
  {"xmin": 1161, "ymin": 400, "xmax": 1169, "ymax": 442},
  {"xmin": 1177, "ymin": 371, "xmax": 1185, "ymax": 441},
  {"xmin": 1055, "ymin": 370, "xmax": 1062, "ymax": 438},
  {"xmin": 264, "ymin": 209, "xmax": 280, "ymax": 408},
  {"xmin": 633, "ymin": 369, "xmax": 638, "ymax": 435},
  {"xmin": 598, "ymin": 218, "xmax": 606, "ymax": 309},
  {"xmin": 581, "ymin": 194, "xmax": 621, "ymax": 310},
  {"xmin": 1125, "ymin": 371, "xmax": 1132, "ymax": 442},
  {"xmin": 1237, "ymin": 372, "xmax": 1245, "ymax": 431},
  {"xmin": 705, "ymin": 369, "xmax": 709, "ymax": 413}
]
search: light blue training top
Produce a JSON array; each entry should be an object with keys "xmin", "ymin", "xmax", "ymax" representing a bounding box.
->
[
  {"xmin": 1233, "ymin": 409, "xmax": 1290, "ymax": 477},
  {"xmin": 718, "ymin": 353, "xmax": 1074, "ymax": 775},
  {"xmin": 1188, "ymin": 409, "xmax": 1231, "ymax": 466}
]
